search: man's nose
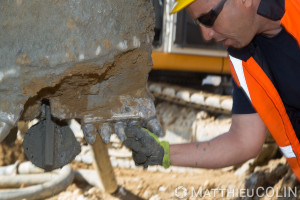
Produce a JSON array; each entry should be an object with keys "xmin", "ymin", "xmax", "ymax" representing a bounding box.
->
[{"xmin": 200, "ymin": 26, "xmax": 215, "ymax": 41}]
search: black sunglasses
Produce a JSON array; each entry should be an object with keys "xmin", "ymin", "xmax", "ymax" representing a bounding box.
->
[{"xmin": 194, "ymin": 0, "xmax": 227, "ymax": 28}]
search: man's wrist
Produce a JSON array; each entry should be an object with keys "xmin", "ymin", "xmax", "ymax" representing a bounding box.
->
[{"xmin": 160, "ymin": 141, "xmax": 171, "ymax": 168}]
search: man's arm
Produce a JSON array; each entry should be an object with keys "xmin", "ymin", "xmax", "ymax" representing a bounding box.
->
[{"xmin": 169, "ymin": 113, "xmax": 267, "ymax": 168}]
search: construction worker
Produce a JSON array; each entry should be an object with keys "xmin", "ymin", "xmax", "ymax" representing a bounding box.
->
[{"xmin": 123, "ymin": 0, "xmax": 300, "ymax": 179}]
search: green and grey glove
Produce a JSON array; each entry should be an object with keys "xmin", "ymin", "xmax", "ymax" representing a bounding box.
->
[{"xmin": 123, "ymin": 125, "xmax": 171, "ymax": 169}]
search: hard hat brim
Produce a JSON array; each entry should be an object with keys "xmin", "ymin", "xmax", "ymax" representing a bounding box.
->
[{"xmin": 170, "ymin": 0, "xmax": 196, "ymax": 14}]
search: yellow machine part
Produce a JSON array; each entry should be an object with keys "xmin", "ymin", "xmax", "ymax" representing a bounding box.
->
[{"xmin": 152, "ymin": 51, "xmax": 231, "ymax": 74}]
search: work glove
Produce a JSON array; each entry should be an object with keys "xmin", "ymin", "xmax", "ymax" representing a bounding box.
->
[{"xmin": 123, "ymin": 125, "xmax": 171, "ymax": 169}]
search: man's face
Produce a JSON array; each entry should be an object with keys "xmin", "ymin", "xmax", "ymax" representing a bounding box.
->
[{"xmin": 186, "ymin": 0, "xmax": 257, "ymax": 49}]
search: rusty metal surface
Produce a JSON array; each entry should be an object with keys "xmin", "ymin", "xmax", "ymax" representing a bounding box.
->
[{"xmin": 0, "ymin": 0, "xmax": 157, "ymax": 143}]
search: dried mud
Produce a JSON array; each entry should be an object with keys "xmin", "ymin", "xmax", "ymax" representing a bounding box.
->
[{"xmin": 21, "ymin": 48, "xmax": 151, "ymax": 121}]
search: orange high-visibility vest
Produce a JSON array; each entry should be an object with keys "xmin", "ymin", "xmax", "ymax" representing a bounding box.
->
[{"xmin": 229, "ymin": 0, "xmax": 300, "ymax": 179}]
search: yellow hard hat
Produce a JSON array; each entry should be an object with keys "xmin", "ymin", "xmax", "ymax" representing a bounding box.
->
[{"xmin": 170, "ymin": 0, "xmax": 197, "ymax": 14}]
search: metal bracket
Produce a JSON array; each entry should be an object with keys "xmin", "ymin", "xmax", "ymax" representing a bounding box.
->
[{"xmin": 23, "ymin": 101, "xmax": 81, "ymax": 171}]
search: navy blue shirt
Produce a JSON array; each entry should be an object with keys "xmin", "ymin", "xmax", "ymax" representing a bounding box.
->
[{"xmin": 232, "ymin": 27, "xmax": 300, "ymax": 114}]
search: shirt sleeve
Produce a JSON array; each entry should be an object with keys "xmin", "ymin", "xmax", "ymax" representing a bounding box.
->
[{"xmin": 232, "ymin": 80, "xmax": 257, "ymax": 114}]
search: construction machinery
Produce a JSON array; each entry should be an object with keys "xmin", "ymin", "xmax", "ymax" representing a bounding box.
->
[
  {"xmin": 148, "ymin": 0, "xmax": 233, "ymax": 115},
  {"xmin": 0, "ymin": 0, "xmax": 161, "ymax": 172},
  {"xmin": 151, "ymin": 0, "xmax": 231, "ymax": 79},
  {"xmin": 0, "ymin": 2, "xmax": 280, "ymax": 199},
  {"xmin": 0, "ymin": 0, "xmax": 233, "ymax": 172}
]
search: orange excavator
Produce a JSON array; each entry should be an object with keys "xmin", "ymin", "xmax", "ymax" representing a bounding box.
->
[{"xmin": 150, "ymin": 0, "xmax": 231, "ymax": 92}]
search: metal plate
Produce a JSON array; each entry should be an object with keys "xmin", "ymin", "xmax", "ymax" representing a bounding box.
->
[{"xmin": 23, "ymin": 119, "xmax": 81, "ymax": 171}]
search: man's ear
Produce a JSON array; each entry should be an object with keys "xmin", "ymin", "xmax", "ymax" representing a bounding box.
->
[{"xmin": 242, "ymin": 0, "xmax": 253, "ymax": 8}]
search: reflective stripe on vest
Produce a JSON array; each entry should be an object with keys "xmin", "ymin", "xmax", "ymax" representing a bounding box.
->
[
  {"xmin": 280, "ymin": 145, "xmax": 296, "ymax": 158},
  {"xmin": 229, "ymin": 55, "xmax": 251, "ymax": 100}
]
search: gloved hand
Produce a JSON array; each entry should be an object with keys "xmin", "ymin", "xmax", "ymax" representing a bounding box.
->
[{"xmin": 123, "ymin": 125, "xmax": 171, "ymax": 168}]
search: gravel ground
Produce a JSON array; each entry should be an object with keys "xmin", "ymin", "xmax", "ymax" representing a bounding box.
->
[{"xmin": 0, "ymin": 101, "xmax": 299, "ymax": 200}]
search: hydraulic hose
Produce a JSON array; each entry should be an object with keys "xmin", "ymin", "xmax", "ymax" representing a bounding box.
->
[{"xmin": 0, "ymin": 165, "xmax": 74, "ymax": 200}]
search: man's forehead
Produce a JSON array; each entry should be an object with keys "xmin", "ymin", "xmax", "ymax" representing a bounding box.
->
[
  {"xmin": 186, "ymin": 0, "xmax": 215, "ymax": 18},
  {"xmin": 188, "ymin": 0, "xmax": 219, "ymax": 11}
]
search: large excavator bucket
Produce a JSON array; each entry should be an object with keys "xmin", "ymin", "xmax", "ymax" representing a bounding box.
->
[{"xmin": 0, "ymin": 0, "xmax": 160, "ymax": 169}]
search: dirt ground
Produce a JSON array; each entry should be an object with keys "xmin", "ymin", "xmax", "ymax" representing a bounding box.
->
[
  {"xmin": 0, "ymin": 102, "xmax": 300, "ymax": 200},
  {"xmin": 0, "ymin": 139, "xmax": 243, "ymax": 200},
  {"xmin": 0, "ymin": 141, "xmax": 296, "ymax": 200},
  {"xmin": 0, "ymin": 139, "xmax": 26, "ymax": 166},
  {"xmin": 49, "ymin": 164, "xmax": 245, "ymax": 200}
]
